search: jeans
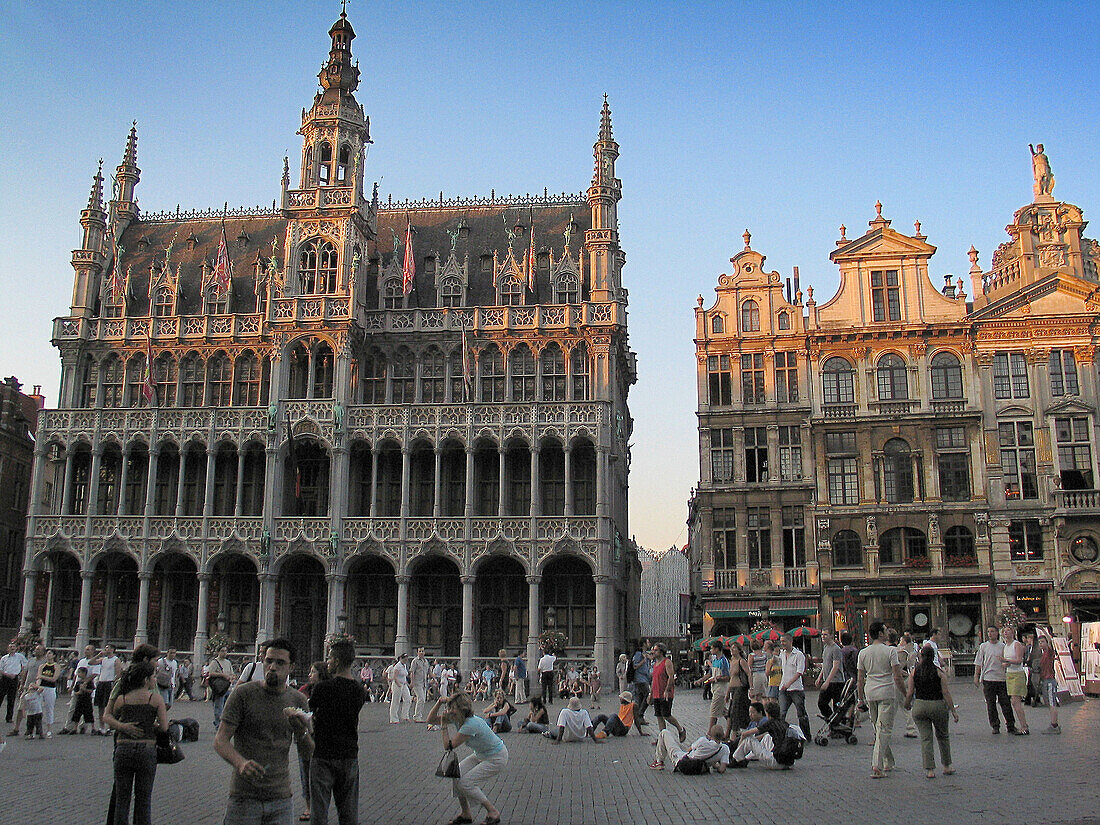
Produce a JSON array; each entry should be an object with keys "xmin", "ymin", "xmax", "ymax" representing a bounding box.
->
[
  {"xmin": 309, "ymin": 756, "xmax": 359, "ymax": 825},
  {"xmin": 632, "ymin": 681, "xmax": 650, "ymax": 720},
  {"xmin": 158, "ymin": 686, "xmax": 173, "ymax": 710},
  {"xmin": 212, "ymin": 691, "xmax": 229, "ymax": 729},
  {"xmin": 224, "ymin": 796, "xmax": 294, "ymax": 825},
  {"xmin": 911, "ymin": 698, "xmax": 952, "ymax": 771},
  {"xmin": 490, "ymin": 715, "xmax": 512, "ymax": 733},
  {"xmin": 981, "ymin": 680, "xmax": 1016, "ymax": 732},
  {"xmin": 867, "ymin": 697, "xmax": 897, "ymax": 772},
  {"xmin": 0, "ymin": 674, "xmax": 17, "ymax": 722},
  {"xmin": 778, "ymin": 689, "xmax": 810, "ymax": 737},
  {"xmin": 114, "ymin": 741, "xmax": 157, "ymax": 825},
  {"xmin": 592, "ymin": 714, "xmax": 628, "ymax": 736},
  {"xmin": 517, "ymin": 721, "xmax": 549, "ymax": 734},
  {"xmin": 298, "ymin": 750, "xmax": 311, "ymax": 808}
]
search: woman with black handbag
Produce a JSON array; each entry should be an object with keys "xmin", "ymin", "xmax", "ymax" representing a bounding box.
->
[
  {"xmin": 104, "ymin": 661, "xmax": 169, "ymax": 824},
  {"xmin": 427, "ymin": 692, "xmax": 508, "ymax": 825}
]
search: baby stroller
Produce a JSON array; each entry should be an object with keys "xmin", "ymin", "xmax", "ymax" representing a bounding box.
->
[{"xmin": 813, "ymin": 677, "xmax": 859, "ymax": 746}]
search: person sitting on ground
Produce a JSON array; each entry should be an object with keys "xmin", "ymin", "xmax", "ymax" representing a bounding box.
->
[
  {"xmin": 482, "ymin": 690, "xmax": 516, "ymax": 734},
  {"xmin": 649, "ymin": 723, "xmax": 730, "ymax": 773},
  {"xmin": 592, "ymin": 690, "xmax": 644, "ymax": 738},
  {"xmin": 549, "ymin": 696, "xmax": 600, "ymax": 742},
  {"xmin": 517, "ymin": 696, "xmax": 551, "ymax": 734},
  {"xmin": 730, "ymin": 701, "xmax": 788, "ymax": 769}
]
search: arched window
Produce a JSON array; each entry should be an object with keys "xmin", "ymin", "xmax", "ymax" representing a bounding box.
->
[
  {"xmin": 556, "ymin": 272, "xmax": 580, "ymax": 304},
  {"xmin": 421, "ymin": 347, "xmax": 445, "ymax": 403},
  {"xmin": 234, "ymin": 351, "xmax": 265, "ymax": 406},
  {"xmin": 391, "ymin": 347, "xmax": 415, "ymax": 404},
  {"xmin": 479, "ymin": 345, "xmax": 504, "ymax": 402},
  {"xmin": 831, "ymin": 530, "xmax": 863, "ymax": 567},
  {"xmin": 944, "ymin": 526, "xmax": 976, "ymax": 562},
  {"xmin": 879, "ymin": 527, "xmax": 927, "ymax": 565},
  {"xmin": 207, "ymin": 352, "xmax": 233, "ymax": 406},
  {"xmin": 81, "ymin": 357, "xmax": 99, "ymax": 408},
  {"xmin": 882, "ymin": 438, "xmax": 914, "ymax": 503},
  {"xmin": 541, "ymin": 343, "xmax": 566, "ymax": 401},
  {"xmin": 299, "ymin": 239, "xmax": 338, "ymax": 294},
  {"xmin": 500, "ymin": 275, "xmax": 523, "ymax": 306},
  {"xmin": 361, "ymin": 349, "xmax": 387, "ymax": 403},
  {"xmin": 312, "ymin": 343, "xmax": 334, "ymax": 398},
  {"xmin": 288, "ymin": 343, "xmax": 310, "ymax": 399},
  {"xmin": 510, "ymin": 345, "xmax": 536, "ymax": 401},
  {"xmin": 448, "ymin": 349, "xmax": 466, "ymax": 401},
  {"xmin": 318, "ymin": 141, "xmax": 332, "ymax": 185},
  {"xmin": 570, "ymin": 343, "xmax": 589, "ymax": 400},
  {"xmin": 204, "ymin": 283, "xmax": 228, "ymax": 315},
  {"xmin": 877, "ymin": 354, "xmax": 908, "ymax": 400},
  {"xmin": 154, "ymin": 286, "xmax": 174, "ymax": 317},
  {"xmin": 777, "ymin": 311, "xmax": 791, "ymax": 331},
  {"xmin": 741, "ymin": 299, "xmax": 760, "ymax": 332},
  {"xmin": 125, "ymin": 354, "xmax": 148, "ymax": 407},
  {"xmin": 711, "ymin": 314, "xmax": 725, "ymax": 334},
  {"xmin": 337, "ymin": 143, "xmax": 350, "ymax": 183},
  {"xmin": 101, "ymin": 355, "xmax": 124, "ymax": 409},
  {"xmin": 439, "ymin": 276, "xmax": 462, "ymax": 307},
  {"xmin": 179, "ymin": 353, "xmax": 204, "ymax": 407},
  {"xmin": 821, "ymin": 357, "xmax": 855, "ymax": 404},
  {"xmin": 153, "ymin": 353, "xmax": 178, "ymax": 406},
  {"xmin": 930, "ymin": 351, "xmax": 963, "ymax": 399},
  {"xmin": 382, "ymin": 278, "xmax": 403, "ymax": 310}
]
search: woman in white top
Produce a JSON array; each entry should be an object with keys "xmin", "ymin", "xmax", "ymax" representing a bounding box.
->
[{"xmin": 999, "ymin": 625, "xmax": 1029, "ymax": 735}]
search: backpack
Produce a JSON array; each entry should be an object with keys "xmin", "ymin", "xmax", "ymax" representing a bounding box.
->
[
  {"xmin": 675, "ymin": 756, "xmax": 710, "ymax": 775},
  {"xmin": 155, "ymin": 659, "xmax": 173, "ymax": 689},
  {"xmin": 773, "ymin": 724, "xmax": 806, "ymax": 766}
]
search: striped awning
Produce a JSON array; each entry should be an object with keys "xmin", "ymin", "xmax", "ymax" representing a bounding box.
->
[{"xmin": 704, "ymin": 597, "xmax": 819, "ymax": 618}]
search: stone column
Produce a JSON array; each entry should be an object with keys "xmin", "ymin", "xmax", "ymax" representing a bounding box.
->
[
  {"xmin": 144, "ymin": 447, "xmax": 160, "ymax": 517},
  {"xmin": 174, "ymin": 447, "xmax": 188, "ymax": 517},
  {"xmin": 87, "ymin": 445, "xmax": 104, "ymax": 516},
  {"xmin": 234, "ymin": 448, "xmax": 247, "ymax": 516},
  {"xmin": 497, "ymin": 448, "xmax": 507, "ymax": 516},
  {"xmin": 74, "ymin": 569, "xmax": 95, "ymax": 653},
  {"xmin": 116, "ymin": 446, "xmax": 130, "ymax": 516},
  {"xmin": 460, "ymin": 574, "xmax": 475, "ymax": 674},
  {"xmin": 325, "ymin": 573, "xmax": 347, "ymax": 637},
  {"xmin": 399, "ymin": 446, "xmax": 411, "ymax": 518},
  {"xmin": 594, "ymin": 574, "xmax": 613, "ymax": 683},
  {"xmin": 193, "ymin": 573, "xmax": 211, "ymax": 669},
  {"xmin": 526, "ymin": 574, "xmax": 542, "ymax": 670},
  {"xmin": 60, "ymin": 448, "xmax": 76, "ymax": 515},
  {"xmin": 19, "ymin": 569, "xmax": 39, "ymax": 633},
  {"xmin": 134, "ymin": 571, "xmax": 152, "ymax": 647},
  {"xmin": 203, "ymin": 446, "xmax": 217, "ymax": 517},
  {"xmin": 563, "ymin": 446, "xmax": 573, "ymax": 516},
  {"xmin": 369, "ymin": 447, "xmax": 379, "ymax": 518},
  {"xmin": 529, "ymin": 448, "xmax": 540, "ymax": 517},
  {"xmin": 433, "ymin": 445, "xmax": 442, "ymax": 518},
  {"xmin": 257, "ymin": 572, "xmax": 277, "ymax": 647},
  {"xmin": 464, "ymin": 445, "xmax": 475, "ymax": 517},
  {"xmin": 394, "ymin": 575, "xmax": 410, "ymax": 656}
]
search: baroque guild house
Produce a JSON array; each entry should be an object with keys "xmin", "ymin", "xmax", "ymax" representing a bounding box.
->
[
  {"xmin": 691, "ymin": 154, "xmax": 1100, "ymax": 660},
  {"xmin": 22, "ymin": 11, "xmax": 639, "ymax": 677}
]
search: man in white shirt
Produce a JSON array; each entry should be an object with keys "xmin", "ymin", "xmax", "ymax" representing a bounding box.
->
[
  {"xmin": 537, "ymin": 648, "xmax": 557, "ymax": 706},
  {"xmin": 388, "ymin": 652, "xmax": 411, "ymax": 724},
  {"xmin": 651, "ymin": 723, "xmax": 730, "ymax": 772},
  {"xmin": 75, "ymin": 644, "xmax": 102, "ymax": 689},
  {"xmin": 0, "ymin": 642, "xmax": 27, "ymax": 726},
  {"xmin": 922, "ymin": 627, "xmax": 945, "ymax": 669},
  {"xmin": 777, "ymin": 635, "xmax": 810, "ymax": 737},
  {"xmin": 408, "ymin": 648, "xmax": 430, "ymax": 721},
  {"xmin": 857, "ymin": 620, "xmax": 906, "ymax": 777},
  {"xmin": 973, "ymin": 625, "xmax": 1017, "ymax": 734},
  {"xmin": 551, "ymin": 696, "xmax": 598, "ymax": 742},
  {"xmin": 94, "ymin": 644, "xmax": 120, "ymax": 734}
]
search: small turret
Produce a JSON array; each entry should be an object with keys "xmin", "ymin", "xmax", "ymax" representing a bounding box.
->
[
  {"xmin": 586, "ymin": 95, "xmax": 623, "ymax": 302},
  {"xmin": 79, "ymin": 161, "xmax": 107, "ymax": 252},
  {"xmin": 115, "ymin": 121, "xmax": 141, "ymax": 221},
  {"xmin": 70, "ymin": 161, "xmax": 109, "ymax": 318}
]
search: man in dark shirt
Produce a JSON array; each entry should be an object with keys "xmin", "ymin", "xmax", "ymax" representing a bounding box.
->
[
  {"xmin": 730, "ymin": 701, "xmax": 786, "ymax": 768},
  {"xmin": 309, "ymin": 639, "xmax": 365, "ymax": 825}
]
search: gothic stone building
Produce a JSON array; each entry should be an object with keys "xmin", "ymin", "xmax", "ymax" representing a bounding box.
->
[
  {"xmin": 1, "ymin": 378, "xmax": 42, "ymax": 641},
  {"xmin": 22, "ymin": 12, "xmax": 639, "ymax": 676},
  {"xmin": 692, "ymin": 164, "xmax": 1100, "ymax": 656}
]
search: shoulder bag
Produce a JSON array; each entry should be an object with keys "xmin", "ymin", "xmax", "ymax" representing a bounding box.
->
[{"xmin": 435, "ymin": 745, "xmax": 461, "ymax": 778}]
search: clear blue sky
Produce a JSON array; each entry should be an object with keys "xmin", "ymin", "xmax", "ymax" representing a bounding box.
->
[{"xmin": 1, "ymin": 1, "xmax": 1098, "ymax": 553}]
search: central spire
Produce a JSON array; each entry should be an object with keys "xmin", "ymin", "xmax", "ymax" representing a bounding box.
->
[{"xmin": 318, "ymin": 7, "xmax": 360, "ymax": 103}]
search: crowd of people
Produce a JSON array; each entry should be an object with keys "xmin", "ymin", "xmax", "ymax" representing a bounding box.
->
[{"xmin": 0, "ymin": 618, "xmax": 1074, "ymax": 823}]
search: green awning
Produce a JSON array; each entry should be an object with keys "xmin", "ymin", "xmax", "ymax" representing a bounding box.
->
[{"xmin": 707, "ymin": 607, "xmax": 818, "ymax": 619}]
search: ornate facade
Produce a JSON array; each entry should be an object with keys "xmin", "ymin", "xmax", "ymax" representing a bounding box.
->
[
  {"xmin": 1, "ymin": 378, "xmax": 41, "ymax": 640},
  {"xmin": 23, "ymin": 12, "xmax": 639, "ymax": 676},
  {"xmin": 692, "ymin": 155, "xmax": 1100, "ymax": 657}
]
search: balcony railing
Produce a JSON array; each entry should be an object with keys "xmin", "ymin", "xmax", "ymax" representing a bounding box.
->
[
  {"xmin": 1056, "ymin": 489, "xmax": 1100, "ymax": 511},
  {"xmin": 931, "ymin": 399, "xmax": 969, "ymax": 414},
  {"xmin": 783, "ymin": 567, "xmax": 808, "ymax": 589},
  {"xmin": 869, "ymin": 400, "xmax": 921, "ymax": 416},
  {"xmin": 821, "ymin": 404, "xmax": 857, "ymax": 419},
  {"xmin": 361, "ymin": 303, "xmax": 621, "ymax": 334}
]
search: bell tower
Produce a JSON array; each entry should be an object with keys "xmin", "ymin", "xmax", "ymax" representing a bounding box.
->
[{"xmin": 585, "ymin": 96, "xmax": 623, "ymax": 302}]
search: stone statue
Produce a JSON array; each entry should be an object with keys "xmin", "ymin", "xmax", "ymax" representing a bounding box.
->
[
  {"xmin": 267, "ymin": 403, "xmax": 278, "ymax": 431},
  {"xmin": 333, "ymin": 401, "xmax": 344, "ymax": 431},
  {"xmin": 1029, "ymin": 143, "xmax": 1055, "ymax": 199}
]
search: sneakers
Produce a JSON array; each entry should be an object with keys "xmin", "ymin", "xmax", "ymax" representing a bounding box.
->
[
  {"xmin": 648, "ymin": 760, "xmax": 664, "ymax": 770},
  {"xmin": 1041, "ymin": 725, "xmax": 1061, "ymax": 735}
]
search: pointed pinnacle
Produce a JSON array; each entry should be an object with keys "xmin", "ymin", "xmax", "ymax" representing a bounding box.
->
[
  {"xmin": 599, "ymin": 94, "xmax": 613, "ymax": 142},
  {"xmin": 87, "ymin": 160, "xmax": 105, "ymax": 210},
  {"xmin": 122, "ymin": 121, "xmax": 138, "ymax": 167}
]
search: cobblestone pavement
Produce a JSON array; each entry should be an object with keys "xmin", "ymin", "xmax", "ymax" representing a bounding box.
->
[{"xmin": 2, "ymin": 682, "xmax": 1098, "ymax": 825}]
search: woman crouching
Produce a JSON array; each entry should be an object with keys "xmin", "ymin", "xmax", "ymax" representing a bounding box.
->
[{"xmin": 427, "ymin": 692, "xmax": 508, "ymax": 825}]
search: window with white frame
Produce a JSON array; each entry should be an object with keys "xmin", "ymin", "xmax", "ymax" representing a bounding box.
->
[
  {"xmin": 936, "ymin": 426, "xmax": 970, "ymax": 501},
  {"xmin": 999, "ymin": 421, "xmax": 1037, "ymax": 499},
  {"xmin": 778, "ymin": 426, "xmax": 802, "ymax": 481},
  {"xmin": 1009, "ymin": 519, "xmax": 1043, "ymax": 560},
  {"xmin": 1055, "ymin": 416, "xmax": 1093, "ymax": 489},
  {"xmin": 1049, "ymin": 349, "xmax": 1079, "ymax": 396},
  {"xmin": 741, "ymin": 353, "xmax": 765, "ymax": 404},
  {"xmin": 992, "ymin": 352, "xmax": 1029, "ymax": 399},
  {"xmin": 871, "ymin": 269, "xmax": 901, "ymax": 321},
  {"xmin": 746, "ymin": 506, "xmax": 771, "ymax": 568},
  {"xmin": 930, "ymin": 351, "xmax": 963, "ymax": 399},
  {"xmin": 876, "ymin": 354, "xmax": 908, "ymax": 400},
  {"xmin": 710, "ymin": 428, "xmax": 735, "ymax": 483},
  {"xmin": 825, "ymin": 431, "xmax": 858, "ymax": 504},
  {"xmin": 822, "ymin": 357, "xmax": 855, "ymax": 404},
  {"xmin": 744, "ymin": 426, "xmax": 768, "ymax": 483},
  {"xmin": 775, "ymin": 351, "xmax": 798, "ymax": 403}
]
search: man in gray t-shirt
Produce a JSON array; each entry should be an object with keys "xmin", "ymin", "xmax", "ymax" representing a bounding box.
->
[
  {"xmin": 973, "ymin": 625, "xmax": 1017, "ymax": 734},
  {"xmin": 215, "ymin": 640, "xmax": 312, "ymax": 825},
  {"xmin": 816, "ymin": 630, "xmax": 844, "ymax": 718}
]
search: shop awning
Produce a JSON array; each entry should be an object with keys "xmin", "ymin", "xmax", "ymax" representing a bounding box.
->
[
  {"xmin": 1011, "ymin": 581, "xmax": 1053, "ymax": 591},
  {"xmin": 909, "ymin": 585, "xmax": 989, "ymax": 596},
  {"xmin": 824, "ymin": 587, "xmax": 907, "ymax": 598},
  {"xmin": 705, "ymin": 598, "xmax": 819, "ymax": 618}
]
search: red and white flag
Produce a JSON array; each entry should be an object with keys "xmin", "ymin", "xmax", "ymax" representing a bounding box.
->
[
  {"xmin": 402, "ymin": 216, "xmax": 414, "ymax": 295},
  {"xmin": 527, "ymin": 211, "xmax": 536, "ymax": 292},
  {"xmin": 213, "ymin": 222, "xmax": 233, "ymax": 290},
  {"xmin": 142, "ymin": 335, "xmax": 156, "ymax": 406}
]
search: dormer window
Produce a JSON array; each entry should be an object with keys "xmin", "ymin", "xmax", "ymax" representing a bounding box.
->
[
  {"xmin": 154, "ymin": 286, "xmax": 174, "ymax": 317},
  {"xmin": 711, "ymin": 314, "xmax": 725, "ymax": 335},
  {"xmin": 500, "ymin": 275, "xmax": 523, "ymax": 306},
  {"xmin": 204, "ymin": 284, "xmax": 228, "ymax": 315},
  {"xmin": 871, "ymin": 270, "xmax": 901, "ymax": 321},
  {"xmin": 740, "ymin": 299, "xmax": 760, "ymax": 332},
  {"xmin": 556, "ymin": 272, "xmax": 580, "ymax": 304},
  {"xmin": 777, "ymin": 311, "xmax": 790, "ymax": 331},
  {"xmin": 439, "ymin": 276, "xmax": 462, "ymax": 308},
  {"xmin": 382, "ymin": 278, "xmax": 403, "ymax": 309}
]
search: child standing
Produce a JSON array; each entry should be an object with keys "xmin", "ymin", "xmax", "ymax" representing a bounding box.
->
[
  {"xmin": 23, "ymin": 683, "xmax": 44, "ymax": 739},
  {"xmin": 589, "ymin": 665, "xmax": 602, "ymax": 708},
  {"xmin": 61, "ymin": 666, "xmax": 96, "ymax": 733}
]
